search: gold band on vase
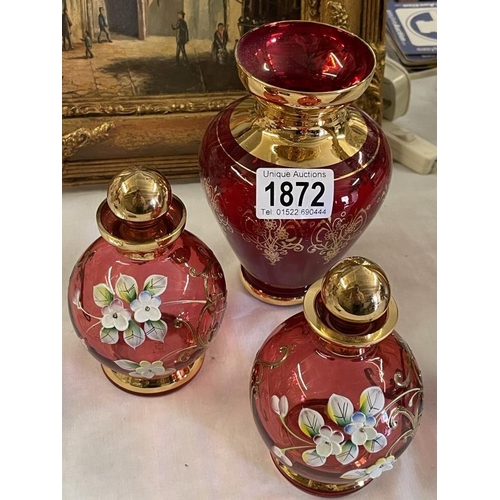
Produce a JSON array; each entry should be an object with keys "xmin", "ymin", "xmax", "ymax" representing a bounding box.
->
[
  {"xmin": 101, "ymin": 355, "xmax": 205, "ymax": 395},
  {"xmin": 271, "ymin": 454, "xmax": 371, "ymax": 494},
  {"xmin": 239, "ymin": 268, "xmax": 304, "ymax": 306}
]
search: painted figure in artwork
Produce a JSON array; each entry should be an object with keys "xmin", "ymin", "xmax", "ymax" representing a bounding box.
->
[
  {"xmin": 82, "ymin": 31, "xmax": 94, "ymax": 59},
  {"xmin": 171, "ymin": 11, "xmax": 189, "ymax": 64},
  {"xmin": 98, "ymin": 7, "xmax": 113, "ymax": 43},
  {"xmin": 212, "ymin": 23, "xmax": 229, "ymax": 64},
  {"xmin": 62, "ymin": 8, "xmax": 74, "ymax": 50}
]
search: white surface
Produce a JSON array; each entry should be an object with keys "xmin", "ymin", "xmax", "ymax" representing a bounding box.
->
[
  {"xmin": 62, "ymin": 76, "xmax": 437, "ymax": 500},
  {"xmin": 383, "ymin": 119, "xmax": 437, "ymax": 174}
]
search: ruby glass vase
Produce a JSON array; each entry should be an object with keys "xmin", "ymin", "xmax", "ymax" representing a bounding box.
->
[
  {"xmin": 67, "ymin": 168, "xmax": 227, "ymax": 395},
  {"xmin": 250, "ymin": 257, "xmax": 423, "ymax": 496},
  {"xmin": 199, "ymin": 21, "xmax": 392, "ymax": 305}
]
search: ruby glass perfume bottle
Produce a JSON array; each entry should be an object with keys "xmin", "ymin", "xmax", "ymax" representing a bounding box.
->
[
  {"xmin": 250, "ymin": 257, "xmax": 423, "ymax": 496},
  {"xmin": 68, "ymin": 168, "xmax": 227, "ymax": 395}
]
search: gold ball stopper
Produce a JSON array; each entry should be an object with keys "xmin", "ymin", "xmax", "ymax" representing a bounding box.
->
[
  {"xmin": 107, "ymin": 168, "xmax": 172, "ymax": 223},
  {"xmin": 321, "ymin": 257, "xmax": 391, "ymax": 323}
]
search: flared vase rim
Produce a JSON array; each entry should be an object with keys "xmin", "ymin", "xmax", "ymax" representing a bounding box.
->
[{"xmin": 234, "ymin": 20, "xmax": 376, "ymax": 108}]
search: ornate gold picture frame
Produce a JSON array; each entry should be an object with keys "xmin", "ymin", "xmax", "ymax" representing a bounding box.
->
[{"xmin": 62, "ymin": 0, "xmax": 386, "ymax": 186}]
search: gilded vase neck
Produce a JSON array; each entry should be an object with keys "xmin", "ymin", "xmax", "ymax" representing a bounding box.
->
[
  {"xmin": 229, "ymin": 96, "xmax": 369, "ymax": 168},
  {"xmin": 254, "ymin": 98, "xmax": 348, "ymax": 136}
]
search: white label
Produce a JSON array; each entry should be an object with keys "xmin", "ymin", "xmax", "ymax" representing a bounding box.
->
[{"xmin": 256, "ymin": 168, "xmax": 334, "ymax": 219}]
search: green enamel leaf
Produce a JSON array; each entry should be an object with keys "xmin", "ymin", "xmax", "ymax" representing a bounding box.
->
[
  {"xmin": 143, "ymin": 275, "xmax": 167, "ymax": 296},
  {"xmin": 116, "ymin": 274, "xmax": 138, "ymax": 303},
  {"xmin": 144, "ymin": 320, "xmax": 167, "ymax": 342},
  {"xmin": 302, "ymin": 450, "xmax": 326, "ymax": 467},
  {"xmin": 364, "ymin": 433, "xmax": 387, "ymax": 453},
  {"xmin": 340, "ymin": 469, "xmax": 367, "ymax": 480},
  {"xmin": 298, "ymin": 408, "xmax": 325, "ymax": 438},
  {"xmin": 114, "ymin": 359, "xmax": 140, "ymax": 371},
  {"xmin": 99, "ymin": 327, "xmax": 119, "ymax": 344},
  {"xmin": 123, "ymin": 321, "xmax": 145, "ymax": 349},
  {"xmin": 327, "ymin": 394, "xmax": 354, "ymax": 427},
  {"xmin": 336, "ymin": 441, "xmax": 359, "ymax": 465},
  {"xmin": 93, "ymin": 284, "xmax": 113, "ymax": 307},
  {"xmin": 359, "ymin": 387, "xmax": 385, "ymax": 416}
]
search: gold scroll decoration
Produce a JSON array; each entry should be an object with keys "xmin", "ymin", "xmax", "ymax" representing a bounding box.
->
[{"xmin": 62, "ymin": 122, "xmax": 115, "ymax": 160}]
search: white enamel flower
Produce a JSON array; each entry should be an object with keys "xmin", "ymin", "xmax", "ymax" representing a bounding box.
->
[
  {"xmin": 327, "ymin": 387, "xmax": 388, "ymax": 454},
  {"xmin": 271, "ymin": 395, "xmax": 289, "ymax": 417},
  {"xmin": 101, "ymin": 299, "xmax": 131, "ymax": 331},
  {"xmin": 271, "ymin": 446, "xmax": 292, "ymax": 467},
  {"xmin": 130, "ymin": 361, "xmax": 167, "ymax": 379},
  {"xmin": 130, "ymin": 291, "xmax": 162, "ymax": 323},
  {"xmin": 297, "ymin": 407, "xmax": 346, "ymax": 467},
  {"xmin": 365, "ymin": 456, "xmax": 395, "ymax": 478},
  {"xmin": 341, "ymin": 456, "xmax": 396, "ymax": 480},
  {"xmin": 344, "ymin": 412, "xmax": 377, "ymax": 446},
  {"xmin": 313, "ymin": 426, "xmax": 343, "ymax": 457}
]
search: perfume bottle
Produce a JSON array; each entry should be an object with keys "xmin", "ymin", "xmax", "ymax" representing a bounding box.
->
[
  {"xmin": 68, "ymin": 168, "xmax": 227, "ymax": 395},
  {"xmin": 250, "ymin": 257, "xmax": 423, "ymax": 496}
]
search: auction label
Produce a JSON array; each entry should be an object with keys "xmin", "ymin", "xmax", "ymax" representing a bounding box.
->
[{"xmin": 256, "ymin": 168, "xmax": 333, "ymax": 219}]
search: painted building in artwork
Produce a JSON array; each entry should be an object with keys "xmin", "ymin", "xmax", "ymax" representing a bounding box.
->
[{"xmin": 62, "ymin": 0, "xmax": 245, "ymax": 43}]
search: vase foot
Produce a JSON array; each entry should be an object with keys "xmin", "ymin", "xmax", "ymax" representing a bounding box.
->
[
  {"xmin": 240, "ymin": 267, "xmax": 306, "ymax": 306},
  {"xmin": 101, "ymin": 355, "xmax": 205, "ymax": 396},
  {"xmin": 271, "ymin": 455, "xmax": 371, "ymax": 497}
]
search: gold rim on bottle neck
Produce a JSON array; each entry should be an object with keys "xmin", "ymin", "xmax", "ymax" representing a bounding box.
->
[
  {"xmin": 303, "ymin": 280, "xmax": 398, "ymax": 348},
  {"xmin": 96, "ymin": 194, "xmax": 187, "ymax": 260}
]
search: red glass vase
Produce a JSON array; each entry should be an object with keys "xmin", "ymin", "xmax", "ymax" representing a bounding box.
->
[
  {"xmin": 250, "ymin": 257, "xmax": 423, "ymax": 496},
  {"xmin": 199, "ymin": 21, "xmax": 392, "ymax": 305},
  {"xmin": 67, "ymin": 168, "xmax": 227, "ymax": 395}
]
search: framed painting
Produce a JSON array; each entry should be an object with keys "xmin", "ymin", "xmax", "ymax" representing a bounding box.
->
[{"xmin": 62, "ymin": 0, "xmax": 387, "ymax": 186}]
